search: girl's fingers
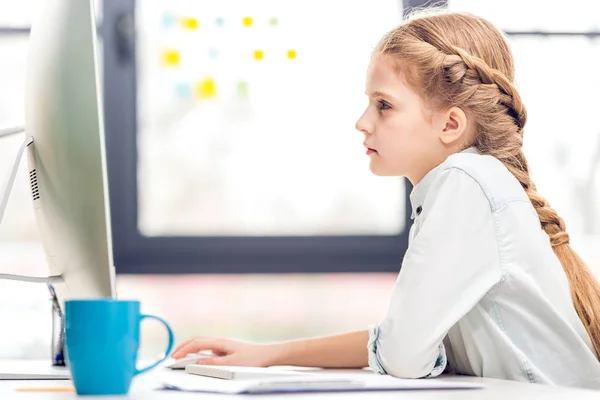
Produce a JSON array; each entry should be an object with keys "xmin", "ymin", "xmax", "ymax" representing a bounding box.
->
[{"xmin": 172, "ymin": 338, "xmax": 229, "ymax": 359}]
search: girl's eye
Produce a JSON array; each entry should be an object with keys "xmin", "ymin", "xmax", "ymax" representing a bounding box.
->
[{"xmin": 377, "ymin": 100, "xmax": 391, "ymax": 111}]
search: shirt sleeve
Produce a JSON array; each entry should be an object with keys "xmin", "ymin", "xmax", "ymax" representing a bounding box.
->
[{"xmin": 368, "ymin": 168, "xmax": 502, "ymax": 378}]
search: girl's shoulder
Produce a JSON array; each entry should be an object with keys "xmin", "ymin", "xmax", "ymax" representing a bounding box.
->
[{"xmin": 437, "ymin": 152, "xmax": 530, "ymax": 212}]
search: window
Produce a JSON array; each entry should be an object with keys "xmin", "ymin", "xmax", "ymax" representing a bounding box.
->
[
  {"xmin": 107, "ymin": 0, "xmax": 412, "ymax": 274},
  {"xmin": 137, "ymin": 1, "xmax": 406, "ymax": 238}
]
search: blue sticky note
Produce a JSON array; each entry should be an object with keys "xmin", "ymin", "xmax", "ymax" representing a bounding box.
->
[
  {"xmin": 162, "ymin": 13, "xmax": 176, "ymax": 28},
  {"xmin": 174, "ymin": 83, "xmax": 191, "ymax": 98}
]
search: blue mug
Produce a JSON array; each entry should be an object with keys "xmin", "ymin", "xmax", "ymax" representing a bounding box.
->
[{"xmin": 65, "ymin": 299, "xmax": 174, "ymax": 395}]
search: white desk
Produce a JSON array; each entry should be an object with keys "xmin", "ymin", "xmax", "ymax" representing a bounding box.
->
[{"xmin": 0, "ymin": 362, "xmax": 598, "ymax": 399}]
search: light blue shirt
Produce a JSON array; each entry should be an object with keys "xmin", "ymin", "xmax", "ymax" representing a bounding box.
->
[{"xmin": 368, "ymin": 147, "xmax": 600, "ymax": 389}]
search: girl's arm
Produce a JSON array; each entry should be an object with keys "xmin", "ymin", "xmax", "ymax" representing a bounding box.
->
[
  {"xmin": 270, "ymin": 330, "xmax": 369, "ymax": 368},
  {"xmin": 171, "ymin": 330, "xmax": 370, "ymax": 369}
]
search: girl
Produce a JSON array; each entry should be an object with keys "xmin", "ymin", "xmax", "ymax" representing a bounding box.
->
[{"xmin": 172, "ymin": 10, "xmax": 600, "ymax": 388}]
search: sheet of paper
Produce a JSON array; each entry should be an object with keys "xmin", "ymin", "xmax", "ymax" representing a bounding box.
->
[{"xmin": 159, "ymin": 372, "xmax": 484, "ymax": 394}]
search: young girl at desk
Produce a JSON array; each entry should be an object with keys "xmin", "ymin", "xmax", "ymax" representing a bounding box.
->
[{"xmin": 172, "ymin": 10, "xmax": 600, "ymax": 388}]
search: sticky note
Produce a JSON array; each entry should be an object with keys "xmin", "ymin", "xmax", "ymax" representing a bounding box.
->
[
  {"xmin": 242, "ymin": 17, "xmax": 253, "ymax": 27},
  {"xmin": 162, "ymin": 13, "xmax": 176, "ymax": 28},
  {"xmin": 209, "ymin": 47, "xmax": 219, "ymax": 60},
  {"xmin": 174, "ymin": 83, "xmax": 191, "ymax": 98},
  {"xmin": 237, "ymin": 81, "xmax": 249, "ymax": 98},
  {"xmin": 269, "ymin": 17, "xmax": 278, "ymax": 26},
  {"xmin": 253, "ymin": 50, "xmax": 264, "ymax": 61},
  {"xmin": 181, "ymin": 17, "xmax": 198, "ymax": 30},
  {"xmin": 287, "ymin": 49, "xmax": 297, "ymax": 60},
  {"xmin": 216, "ymin": 17, "xmax": 225, "ymax": 27},
  {"xmin": 162, "ymin": 49, "xmax": 180, "ymax": 66},
  {"xmin": 195, "ymin": 78, "xmax": 217, "ymax": 99}
]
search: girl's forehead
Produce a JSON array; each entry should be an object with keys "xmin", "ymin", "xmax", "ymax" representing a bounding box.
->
[{"xmin": 366, "ymin": 57, "xmax": 413, "ymax": 95}]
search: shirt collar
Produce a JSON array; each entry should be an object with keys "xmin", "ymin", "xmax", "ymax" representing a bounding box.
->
[{"xmin": 409, "ymin": 146, "xmax": 480, "ymax": 219}]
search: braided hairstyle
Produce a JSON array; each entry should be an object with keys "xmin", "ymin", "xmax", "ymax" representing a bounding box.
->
[{"xmin": 376, "ymin": 10, "xmax": 600, "ymax": 359}]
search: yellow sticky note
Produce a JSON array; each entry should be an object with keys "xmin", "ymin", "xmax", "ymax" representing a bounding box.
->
[
  {"xmin": 287, "ymin": 49, "xmax": 297, "ymax": 60},
  {"xmin": 181, "ymin": 17, "xmax": 199, "ymax": 30},
  {"xmin": 195, "ymin": 78, "xmax": 217, "ymax": 99},
  {"xmin": 253, "ymin": 50, "xmax": 264, "ymax": 61},
  {"xmin": 162, "ymin": 49, "xmax": 180, "ymax": 66},
  {"xmin": 242, "ymin": 16, "xmax": 253, "ymax": 27}
]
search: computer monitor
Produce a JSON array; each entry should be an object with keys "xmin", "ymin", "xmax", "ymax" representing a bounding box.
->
[{"xmin": 24, "ymin": 0, "xmax": 115, "ymax": 309}]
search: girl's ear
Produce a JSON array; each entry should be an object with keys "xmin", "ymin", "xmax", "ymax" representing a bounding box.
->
[{"xmin": 439, "ymin": 106, "xmax": 468, "ymax": 145}]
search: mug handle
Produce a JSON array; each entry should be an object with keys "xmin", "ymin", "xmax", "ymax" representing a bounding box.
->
[{"xmin": 134, "ymin": 314, "xmax": 175, "ymax": 376}]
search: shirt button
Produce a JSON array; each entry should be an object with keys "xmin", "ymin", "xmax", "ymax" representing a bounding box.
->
[{"xmin": 416, "ymin": 206, "xmax": 423, "ymax": 215}]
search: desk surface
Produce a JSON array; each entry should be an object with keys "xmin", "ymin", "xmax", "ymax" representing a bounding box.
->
[{"xmin": 0, "ymin": 362, "xmax": 598, "ymax": 399}]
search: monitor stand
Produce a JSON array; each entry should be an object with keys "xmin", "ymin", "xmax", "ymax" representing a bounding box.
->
[{"xmin": 0, "ymin": 127, "xmax": 69, "ymax": 380}]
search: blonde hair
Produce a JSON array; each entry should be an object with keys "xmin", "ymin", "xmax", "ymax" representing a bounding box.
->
[{"xmin": 377, "ymin": 10, "xmax": 600, "ymax": 359}]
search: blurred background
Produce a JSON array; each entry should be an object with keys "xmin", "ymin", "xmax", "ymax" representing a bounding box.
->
[{"xmin": 0, "ymin": 0, "xmax": 599, "ymax": 360}]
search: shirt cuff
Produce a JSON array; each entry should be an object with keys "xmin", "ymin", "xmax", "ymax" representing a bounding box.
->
[
  {"xmin": 368, "ymin": 324, "xmax": 447, "ymax": 378},
  {"xmin": 367, "ymin": 324, "xmax": 387, "ymax": 374},
  {"xmin": 426, "ymin": 342, "xmax": 447, "ymax": 378}
]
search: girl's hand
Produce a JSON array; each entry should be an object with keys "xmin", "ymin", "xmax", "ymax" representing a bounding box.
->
[{"xmin": 171, "ymin": 337, "xmax": 278, "ymax": 367}]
